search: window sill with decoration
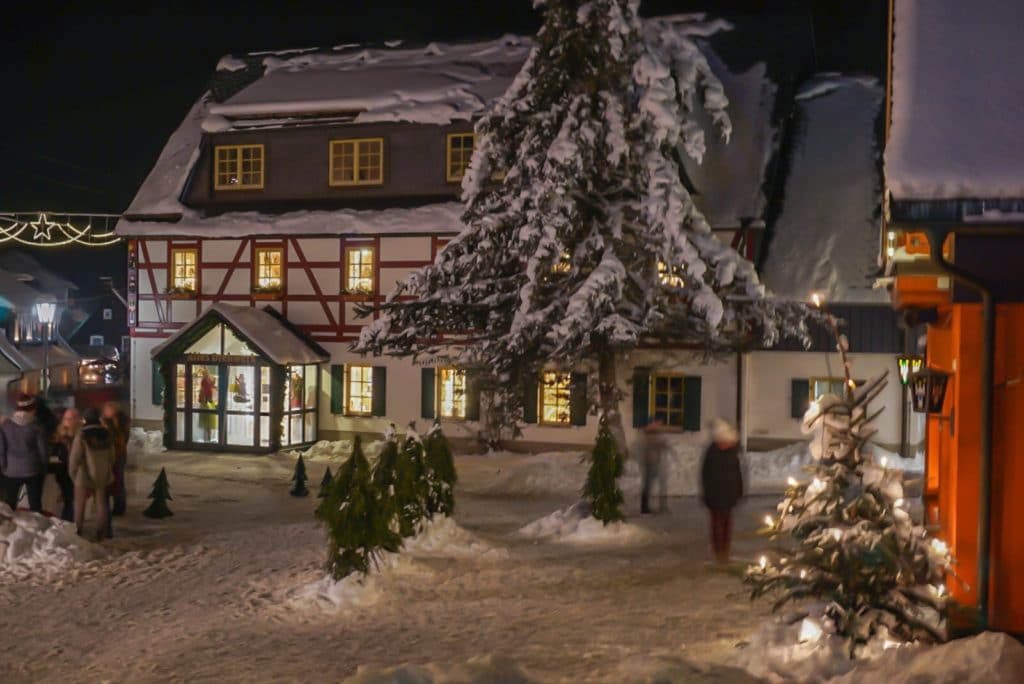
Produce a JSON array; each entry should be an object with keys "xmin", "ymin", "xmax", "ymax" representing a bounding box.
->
[
  {"xmin": 165, "ymin": 287, "xmax": 197, "ymax": 299},
  {"xmin": 251, "ymin": 287, "xmax": 283, "ymax": 300}
]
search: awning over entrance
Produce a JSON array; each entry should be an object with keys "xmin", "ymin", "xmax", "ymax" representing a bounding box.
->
[{"xmin": 151, "ymin": 303, "xmax": 328, "ymax": 366}]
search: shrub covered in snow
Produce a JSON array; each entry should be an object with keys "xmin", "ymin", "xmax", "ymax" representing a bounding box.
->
[
  {"xmin": 0, "ymin": 504, "xmax": 104, "ymax": 580},
  {"xmin": 519, "ymin": 502, "xmax": 652, "ymax": 546},
  {"xmin": 422, "ymin": 421, "xmax": 457, "ymax": 517},
  {"xmin": 582, "ymin": 420, "xmax": 625, "ymax": 524}
]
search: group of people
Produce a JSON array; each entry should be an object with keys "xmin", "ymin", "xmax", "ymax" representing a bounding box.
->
[
  {"xmin": 638, "ymin": 416, "xmax": 745, "ymax": 565},
  {"xmin": 0, "ymin": 393, "xmax": 130, "ymax": 541}
]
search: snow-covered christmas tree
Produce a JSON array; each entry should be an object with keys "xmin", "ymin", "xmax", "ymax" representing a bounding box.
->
[
  {"xmin": 355, "ymin": 0, "xmax": 807, "ymax": 447},
  {"xmin": 746, "ymin": 305, "xmax": 951, "ymax": 651}
]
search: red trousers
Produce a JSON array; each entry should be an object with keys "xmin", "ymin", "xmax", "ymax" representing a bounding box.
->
[{"xmin": 708, "ymin": 508, "xmax": 733, "ymax": 558}]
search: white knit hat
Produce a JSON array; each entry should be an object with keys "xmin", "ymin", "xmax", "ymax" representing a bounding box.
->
[{"xmin": 711, "ymin": 418, "xmax": 738, "ymax": 443}]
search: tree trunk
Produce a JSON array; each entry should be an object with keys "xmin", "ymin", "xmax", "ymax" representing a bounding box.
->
[{"xmin": 598, "ymin": 347, "xmax": 629, "ymax": 459}]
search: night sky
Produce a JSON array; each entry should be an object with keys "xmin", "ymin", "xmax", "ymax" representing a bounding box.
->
[{"xmin": 0, "ymin": 0, "xmax": 886, "ymax": 216}]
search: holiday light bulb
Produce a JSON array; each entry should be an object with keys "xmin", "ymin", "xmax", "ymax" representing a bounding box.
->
[
  {"xmin": 937, "ymin": 584, "xmax": 946, "ymax": 597},
  {"xmin": 764, "ymin": 515, "xmax": 774, "ymax": 527},
  {"xmin": 759, "ymin": 555, "xmax": 767, "ymax": 570},
  {"xmin": 832, "ymin": 529, "xmax": 842, "ymax": 541},
  {"xmin": 895, "ymin": 498, "xmax": 904, "ymax": 507},
  {"xmin": 880, "ymin": 456, "xmax": 888, "ymax": 467},
  {"xmin": 930, "ymin": 538, "xmax": 948, "ymax": 555},
  {"xmin": 811, "ymin": 292, "xmax": 822, "ymax": 308},
  {"xmin": 787, "ymin": 476, "xmax": 798, "ymax": 487},
  {"xmin": 800, "ymin": 569, "xmax": 807, "ymax": 579}
]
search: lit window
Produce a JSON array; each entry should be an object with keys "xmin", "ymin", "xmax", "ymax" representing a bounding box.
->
[
  {"xmin": 551, "ymin": 250, "xmax": 572, "ymax": 274},
  {"xmin": 650, "ymin": 373, "xmax": 685, "ymax": 428},
  {"xmin": 446, "ymin": 133, "xmax": 475, "ymax": 182},
  {"xmin": 214, "ymin": 144, "xmax": 264, "ymax": 190},
  {"xmin": 346, "ymin": 365, "xmax": 373, "ymax": 415},
  {"xmin": 345, "ymin": 246, "xmax": 375, "ymax": 293},
  {"xmin": 658, "ymin": 261, "xmax": 684, "ymax": 288},
  {"xmin": 330, "ymin": 138, "xmax": 384, "ymax": 186},
  {"xmin": 438, "ymin": 368, "xmax": 467, "ymax": 419},
  {"xmin": 540, "ymin": 371, "xmax": 571, "ymax": 425},
  {"xmin": 170, "ymin": 248, "xmax": 198, "ymax": 292},
  {"xmin": 254, "ymin": 247, "xmax": 283, "ymax": 291}
]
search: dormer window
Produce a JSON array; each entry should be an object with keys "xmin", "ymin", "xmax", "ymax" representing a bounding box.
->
[
  {"xmin": 214, "ymin": 144, "xmax": 264, "ymax": 190},
  {"xmin": 446, "ymin": 133, "xmax": 475, "ymax": 182},
  {"xmin": 330, "ymin": 138, "xmax": 384, "ymax": 186}
]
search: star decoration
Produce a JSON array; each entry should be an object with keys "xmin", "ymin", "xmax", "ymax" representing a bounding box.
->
[{"xmin": 30, "ymin": 213, "xmax": 55, "ymax": 241}]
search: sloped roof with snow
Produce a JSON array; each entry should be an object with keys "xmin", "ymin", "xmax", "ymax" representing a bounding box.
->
[
  {"xmin": 150, "ymin": 303, "xmax": 329, "ymax": 365},
  {"xmin": 761, "ymin": 74, "xmax": 886, "ymax": 304},
  {"xmin": 119, "ymin": 18, "xmax": 782, "ymax": 236},
  {"xmin": 886, "ymin": 0, "xmax": 1024, "ymax": 201}
]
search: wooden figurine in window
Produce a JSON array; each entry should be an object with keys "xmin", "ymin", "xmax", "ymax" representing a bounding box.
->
[{"xmin": 232, "ymin": 373, "xmax": 250, "ymax": 404}]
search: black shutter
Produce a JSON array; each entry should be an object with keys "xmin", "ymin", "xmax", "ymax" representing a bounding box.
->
[
  {"xmin": 791, "ymin": 379, "xmax": 810, "ymax": 419},
  {"xmin": 569, "ymin": 372, "xmax": 587, "ymax": 426},
  {"xmin": 465, "ymin": 371, "xmax": 481, "ymax": 421},
  {"xmin": 330, "ymin": 364, "xmax": 345, "ymax": 414},
  {"xmin": 632, "ymin": 367, "xmax": 651, "ymax": 428},
  {"xmin": 371, "ymin": 366, "xmax": 387, "ymax": 417},
  {"xmin": 683, "ymin": 376, "xmax": 702, "ymax": 431},
  {"xmin": 522, "ymin": 375, "xmax": 539, "ymax": 424},
  {"xmin": 152, "ymin": 362, "xmax": 164, "ymax": 406},
  {"xmin": 421, "ymin": 368, "xmax": 435, "ymax": 419}
]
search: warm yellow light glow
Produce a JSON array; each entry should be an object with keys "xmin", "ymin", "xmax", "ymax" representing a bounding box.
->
[
  {"xmin": 346, "ymin": 246, "xmax": 375, "ymax": 293},
  {"xmin": 811, "ymin": 292, "xmax": 822, "ymax": 308},
  {"xmin": 346, "ymin": 365, "xmax": 373, "ymax": 415},
  {"xmin": 446, "ymin": 132, "xmax": 475, "ymax": 182},
  {"xmin": 170, "ymin": 248, "xmax": 198, "ymax": 292},
  {"xmin": 255, "ymin": 247, "xmax": 283, "ymax": 290},
  {"xmin": 787, "ymin": 476, "xmax": 799, "ymax": 487},
  {"xmin": 764, "ymin": 515, "xmax": 774, "ymax": 527},
  {"xmin": 658, "ymin": 260, "xmax": 685, "ymax": 288},
  {"xmin": 551, "ymin": 251, "xmax": 572, "ymax": 274},
  {"xmin": 758, "ymin": 555, "xmax": 767, "ymax": 569},
  {"xmin": 438, "ymin": 368, "xmax": 467, "ymax": 419},
  {"xmin": 540, "ymin": 371, "xmax": 571, "ymax": 425}
]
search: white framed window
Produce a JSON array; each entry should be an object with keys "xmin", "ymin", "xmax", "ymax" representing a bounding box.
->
[
  {"xmin": 346, "ymin": 365, "xmax": 374, "ymax": 416},
  {"xmin": 539, "ymin": 371, "xmax": 572, "ymax": 426},
  {"xmin": 345, "ymin": 245, "xmax": 375, "ymax": 293},
  {"xmin": 437, "ymin": 368, "xmax": 467, "ymax": 419},
  {"xmin": 89, "ymin": 335, "xmax": 104, "ymax": 346},
  {"xmin": 102, "ymin": 308, "xmax": 113, "ymax": 320}
]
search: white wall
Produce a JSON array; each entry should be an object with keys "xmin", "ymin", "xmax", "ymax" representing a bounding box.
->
[
  {"xmin": 130, "ymin": 336, "xmax": 165, "ymax": 424},
  {"xmin": 744, "ymin": 351, "xmax": 902, "ymax": 447}
]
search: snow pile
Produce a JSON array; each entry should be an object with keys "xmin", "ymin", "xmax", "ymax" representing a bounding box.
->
[
  {"xmin": 735, "ymin": 611, "xmax": 1024, "ymax": 684},
  {"xmin": 344, "ymin": 655, "xmax": 534, "ymax": 684},
  {"xmin": 0, "ymin": 505, "xmax": 104, "ymax": 580},
  {"xmin": 518, "ymin": 503, "xmax": 654, "ymax": 546},
  {"xmin": 287, "ymin": 555, "xmax": 401, "ymax": 613},
  {"xmin": 128, "ymin": 427, "xmax": 166, "ymax": 457},
  {"xmin": 302, "ymin": 438, "xmax": 386, "ymax": 462},
  {"xmin": 745, "ymin": 441, "xmax": 920, "ymax": 495},
  {"xmin": 402, "ymin": 515, "xmax": 508, "ymax": 560},
  {"xmin": 479, "ymin": 451, "xmax": 588, "ymax": 497}
]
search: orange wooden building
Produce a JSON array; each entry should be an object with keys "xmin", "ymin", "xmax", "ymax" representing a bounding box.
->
[{"xmin": 884, "ymin": 0, "xmax": 1024, "ymax": 633}]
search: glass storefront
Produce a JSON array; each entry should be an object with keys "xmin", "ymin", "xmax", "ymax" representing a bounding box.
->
[{"xmin": 156, "ymin": 318, "xmax": 322, "ymax": 452}]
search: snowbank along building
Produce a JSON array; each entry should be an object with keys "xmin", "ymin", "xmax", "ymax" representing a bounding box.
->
[{"xmin": 117, "ymin": 15, "xmax": 909, "ymax": 456}]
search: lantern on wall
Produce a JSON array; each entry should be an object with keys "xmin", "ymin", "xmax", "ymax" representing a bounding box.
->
[
  {"xmin": 896, "ymin": 354, "xmax": 925, "ymax": 386},
  {"xmin": 910, "ymin": 367, "xmax": 950, "ymax": 414}
]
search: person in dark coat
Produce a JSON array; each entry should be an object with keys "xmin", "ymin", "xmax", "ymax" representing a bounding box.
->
[
  {"xmin": 0, "ymin": 394, "xmax": 50, "ymax": 512},
  {"xmin": 101, "ymin": 401, "xmax": 130, "ymax": 516},
  {"xmin": 51, "ymin": 408, "xmax": 81, "ymax": 521},
  {"xmin": 700, "ymin": 418, "xmax": 743, "ymax": 564}
]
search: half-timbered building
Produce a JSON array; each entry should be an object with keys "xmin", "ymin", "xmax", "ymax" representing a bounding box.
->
[{"xmin": 116, "ymin": 22, "xmax": 907, "ymax": 454}]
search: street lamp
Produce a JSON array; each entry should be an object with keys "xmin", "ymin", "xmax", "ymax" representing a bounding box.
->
[
  {"xmin": 910, "ymin": 367, "xmax": 951, "ymax": 414},
  {"xmin": 896, "ymin": 354, "xmax": 925, "ymax": 386},
  {"xmin": 35, "ymin": 295, "xmax": 58, "ymax": 397}
]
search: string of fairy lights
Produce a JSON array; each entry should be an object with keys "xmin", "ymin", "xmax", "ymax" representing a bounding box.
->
[{"xmin": 0, "ymin": 212, "xmax": 122, "ymax": 247}]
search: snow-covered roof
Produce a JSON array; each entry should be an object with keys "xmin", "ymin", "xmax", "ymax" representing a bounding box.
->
[
  {"xmin": 681, "ymin": 53, "xmax": 776, "ymax": 227},
  {"xmin": 120, "ymin": 17, "xmax": 780, "ymax": 234},
  {"xmin": 761, "ymin": 74, "xmax": 886, "ymax": 303},
  {"xmin": 886, "ymin": 0, "xmax": 1024, "ymax": 200},
  {"xmin": 150, "ymin": 303, "xmax": 329, "ymax": 365},
  {"xmin": 118, "ymin": 202, "xmax": 464, "ymax": 238}
]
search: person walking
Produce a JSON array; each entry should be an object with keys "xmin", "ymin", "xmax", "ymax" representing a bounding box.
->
[
  {"xmin": 0, "ymin": 395, "xmax": 50, "ymax": 512},
  {"xmin": 700, "ymin": 418, "xmax": 743, "ymax": 564},
  {"xmin": 51, "ymin": 408, "xmax": 81, "ymax": 521},
  {"xmin": 639, "ymin": 417, "xmax": 669, "ymax": 514},
  {"xmin": 69, "ymin": 408, "xmax": 115, "ymax": 541},
  {"xmin": 101, "ymin": 401, "xmax": 130, "ymax": 516}
]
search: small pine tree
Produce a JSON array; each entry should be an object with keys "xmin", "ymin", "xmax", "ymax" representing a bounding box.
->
[
  {"xmin": 290, "ymin": 454, "xmax": 309, "ymax": 497},
  {"xmin": 318, "ymin": 467, "xmax": 333, "ymax": 498},
  {"xmin": 401, "ymin": 426, "xmax": 430, "ymax": 510},
  {"xmin": 315, "ymin": 436, "xmax": 401, "ymax": 579},
  {"xmin": 143, "ymin": 468, "xmax": 173, "ymax": 519},
  {"xmin": 422, "ymin": 421, "xmax": 457, "ymax": 517},
  {"xmin": 745, "ymin": 313, "xmax": 950, "ymax": 650},
  {"xmin": 582, "ymin": 419, "xmax": 624, "ymax": 524},
  {"xmin": 372, "ymin": 435, "xmax": 425, "ymax": 537}
]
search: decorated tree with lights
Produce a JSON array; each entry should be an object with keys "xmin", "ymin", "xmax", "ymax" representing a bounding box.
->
[
  {"xmin": 354, "ymin": 0, "xmax": 808, "ymax": 452},
  {"xmin": 746, "ymin": 305, "xmax": 951, "ymax": 651}
]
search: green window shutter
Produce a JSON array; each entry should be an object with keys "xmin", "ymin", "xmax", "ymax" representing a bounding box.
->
[
  {"xmin": 569, "ymin": 372, "xmax": 588, "ymax": 426},
  {"xmin": 683, "ymin": 375, "xmax": 702, "ymax": 432},
  {"xmin": 330, "ymin": 364, "xmax": 345, "ymax": 414},
  {"xmin": 465, "ymin": 371, "xmax": 482, "ymax": 421},
  {"xmin": 371, "ymin": 366, "xmax": 387, "ymax": 417},
  {"xmin": 791, "ymin": 379, "xmax": 810, "ymax": 419},
  {"xmin": 420, "ymin": 368, "xmax": 436, "ymax": 419},
  {"xmin": 632, "ymin": 367, "xmax": 651, "ymax": 428},
  {"xmin": 522, "ymin": 375, "xmax": 539, "ymax": 424},
  {"xmin": 151, "ymin": 362, "xmax": 165, "ymax": 406}
]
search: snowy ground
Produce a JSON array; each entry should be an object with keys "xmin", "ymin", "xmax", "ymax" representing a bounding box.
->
[{"xmin": 0, "ymin": 445, "xmax": 1011, "ymax": 683}]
